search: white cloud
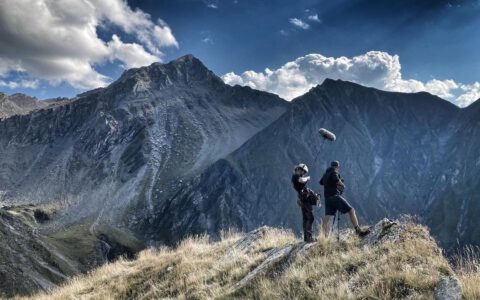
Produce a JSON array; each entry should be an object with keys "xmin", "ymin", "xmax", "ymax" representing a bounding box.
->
[
  {"xmin": 0, "ymin": 79, "xmax": 39, "ymax": 89},
  {"xmin": 107, "ymin": 34, "xmax": 159, "ymax": 68},
  {"xmin": 0, "ymin": 0, "xmax": 178, "ymax": 90},
  {"xmin": 201, "ymin": 37, "xmax": 214, "ymax": 44},
  {"xmin": 289, "ymin": 18, "xmax": 310, "ymax": 30},
  {"xmin": 222, "ymin": 51, "xmax": 480, "ymax": 107},
  {"xmin": 308, "ymin": 14, "xmax": 321, "ymax": 23},
  {"xmin": 457, "ymin": 82, "xmax": 480, "ymax": 107}
]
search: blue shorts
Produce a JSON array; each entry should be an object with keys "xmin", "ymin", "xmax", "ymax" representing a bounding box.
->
[{"xmin": 325, "ymin": 195, "xmax": 353, "ymax": 216}]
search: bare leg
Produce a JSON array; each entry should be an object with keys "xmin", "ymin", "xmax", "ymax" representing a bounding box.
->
[
  {"xmin": 348, "ymin": 208, "xmax": 360, "ymax": 228},
  {"xmin": 322, "ymin": 215, "xmax": 331, "ymax": 237}
]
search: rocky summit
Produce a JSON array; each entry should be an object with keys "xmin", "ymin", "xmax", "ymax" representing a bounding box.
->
[{"xmin": 0, "ymin": 55, "xmax": 479, "ymax": 297}]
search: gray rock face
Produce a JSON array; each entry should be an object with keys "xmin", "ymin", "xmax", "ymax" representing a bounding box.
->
[
  {"xmin": 0, "ymin": 93, "xmax": 64, "ymax": 119},
  {"xmin": 225, "ymin": 226, "xmax": 269, "ymax": 255},
  {"xmin": 234, "ymin": 244, "xmax": 294, "ymax": 290},
  {"xmin": 427, "ymin": 99, "xmax": 480, "ymax": 250},
  {"xmin": 434, "ymin": 276, "xmax": 462, "ymax": 300},
  {"xmin": 361, "ymin": 218, "xmax": 400, "ymax": 246},
  {"xmin": 0, "ymin": 55, "xmax": 287, "ymax": 243},
  {"xmin": 227, "ymin": 226, "xmax": 315, "ymax": 292}
]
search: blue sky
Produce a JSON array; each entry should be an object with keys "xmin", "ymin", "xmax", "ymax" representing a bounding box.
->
[{"xmin": 0, "ymin": 0, "xmax": 479, "ymax": 106}]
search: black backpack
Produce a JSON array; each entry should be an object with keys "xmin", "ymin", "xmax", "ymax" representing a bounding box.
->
[{"xmin": 301, "ymin": 188, "xmax": 321, "ymax": 206}]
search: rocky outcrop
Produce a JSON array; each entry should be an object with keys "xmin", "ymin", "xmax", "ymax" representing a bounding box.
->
[
  {"xmin": 0, "ymin": 93, "xmax": 66, "ymax": 119},
  {"xmin": 434, "ymin": 276, "xmax": 462, "ymax": 300},
  {"xmin": 361, "ymin": 218, "xmax": 399, "ymax": 246}
]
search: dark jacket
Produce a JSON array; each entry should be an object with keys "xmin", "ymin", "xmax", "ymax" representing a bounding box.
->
[
  {"xmin": 320, "ymin": 167, "xmax": 343, "ymax": 198},
  {"xmin": 291, "ymin": 174, "xmax": 307, "ymax": 194}
]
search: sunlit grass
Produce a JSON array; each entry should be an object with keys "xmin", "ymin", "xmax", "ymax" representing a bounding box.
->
[{"xmin": 20, "ymin": 222, "xmax": 478, "ymax": 300}]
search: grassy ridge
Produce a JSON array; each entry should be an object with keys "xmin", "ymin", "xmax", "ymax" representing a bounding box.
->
[{"xmin": 22, "ymin": 221, "xmax": 480, "ymax": 300}]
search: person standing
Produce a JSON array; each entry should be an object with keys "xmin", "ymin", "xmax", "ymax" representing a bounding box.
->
[
  {"xmin": 320, "ymin": 161, "xmax": 370, "ymax": 237},
  {"xmin": 291, "ymin": 163, "xmax": 317, "ymax": 243}
]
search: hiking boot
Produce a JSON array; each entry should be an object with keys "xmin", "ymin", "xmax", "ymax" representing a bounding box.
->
[{"xmin": 355, "ymin": 226, "xmax": 371, "ymax": 237}]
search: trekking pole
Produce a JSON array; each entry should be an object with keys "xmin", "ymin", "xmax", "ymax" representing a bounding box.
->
[{"xmin": 337, "ymin": 212, "xmax": 340, "ymax": 242}]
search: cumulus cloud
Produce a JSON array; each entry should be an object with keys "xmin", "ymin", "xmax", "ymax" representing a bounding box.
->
[
  {"xmin": 222, "ymin": 51, "xmax": 480, "ymax": 107},
  {"xmin": 0, "ymin": 0, "xmax": 178, "ymax": 90},
  {"xmin": 289, "ymin": 18, "xmax": 310, "ymax": 30},
  {"xmin": 457, "ymin": 82, "xmax": 480, "ymax": 107},
  {"xmin": 107, "ymin": 34, "xmax": 159, "ymax": 69}
]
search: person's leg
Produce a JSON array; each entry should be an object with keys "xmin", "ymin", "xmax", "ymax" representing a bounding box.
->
[
  {"xmin": 322, "ymin": 215, "xmax": 331, "ymax": 237},
  {"xmin": 323, "ymin": 196, "xmax": 336, "ymax": 237},
  {"xmin": 334, "ymin": 196, "xmax": 356, "ymax": 228},
  {"xmin": 301, "ymin": 204, "xmax": 308, "ymax": 241},
  {"xmin": 348, "ymin": 208, "xmax": 359, "ymax": 228},
  {"xmin": 336, "ymin": 196, "xmax": 370, "ymax": 236},
  {"xmin": 305, "ymin": 205, "xmax": 314, "ymax": 242}
]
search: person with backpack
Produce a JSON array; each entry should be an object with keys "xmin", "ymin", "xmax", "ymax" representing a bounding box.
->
[
  {"xmin": 320, "ymin": 161, "xmax": 370, "ymax": 237},
  {"xmin": 291, "ymin": 163, "xmax": 321, "ymax": 243}
]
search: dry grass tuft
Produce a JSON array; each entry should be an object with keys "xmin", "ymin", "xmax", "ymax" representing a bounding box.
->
[{"xmin": 453, "ymin": 246, "xmax": 480, "ymax": 300}]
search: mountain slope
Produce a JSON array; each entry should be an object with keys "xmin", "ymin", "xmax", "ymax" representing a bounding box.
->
[
  {"xmin": 0, "ymin": 206, "xmax": 73, "ymax": 297},
  {"xmin": 427, "ymin": 98, "xmax": 480, "ymax": 249},
  {"xmin": 27, "ymin": 219, "xmax": 468, "ymax": 300},
  {"xmin": 0, "ymin": 55, "xmax": 288, "ymax": 286},
  {"xmin": 158, "ymin": 79, "xmax": 460, "ymax": 243}
]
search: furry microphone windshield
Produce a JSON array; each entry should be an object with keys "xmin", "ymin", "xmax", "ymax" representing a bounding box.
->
[{"xmin": 318, "ymin": 128, "xmax": 336, "ymax": 141}]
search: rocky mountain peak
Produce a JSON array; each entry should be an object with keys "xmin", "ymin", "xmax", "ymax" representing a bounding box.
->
[
  {"xmin": 113, "ymin": 54, "xmax": 222, "ymax": 92},
  {"xmin": 0, "ymin": 93, "xmax": 51, "ymax": 119},
  {"xmin": 318, "ymin": 78, "xmax": 366, "ymax": 91},
  {"xmin": 7, "ymin": 93, "xmax": 38, "ymax": 106}
]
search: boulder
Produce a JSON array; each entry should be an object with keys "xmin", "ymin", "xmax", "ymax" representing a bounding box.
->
[{"xmin": 434, "ymin": 276, "xmax": 462, "ymax": 300}]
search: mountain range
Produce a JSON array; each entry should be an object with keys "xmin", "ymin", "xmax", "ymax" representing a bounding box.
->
[{"xmin": 0, "ymin": 54, "xmax": 478, "ymax": 296}]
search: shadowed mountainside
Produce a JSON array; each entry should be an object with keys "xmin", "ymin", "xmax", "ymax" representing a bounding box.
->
[{"xmin": 159, "ymin": 79, "xmax": 478, "ymax": 250}]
